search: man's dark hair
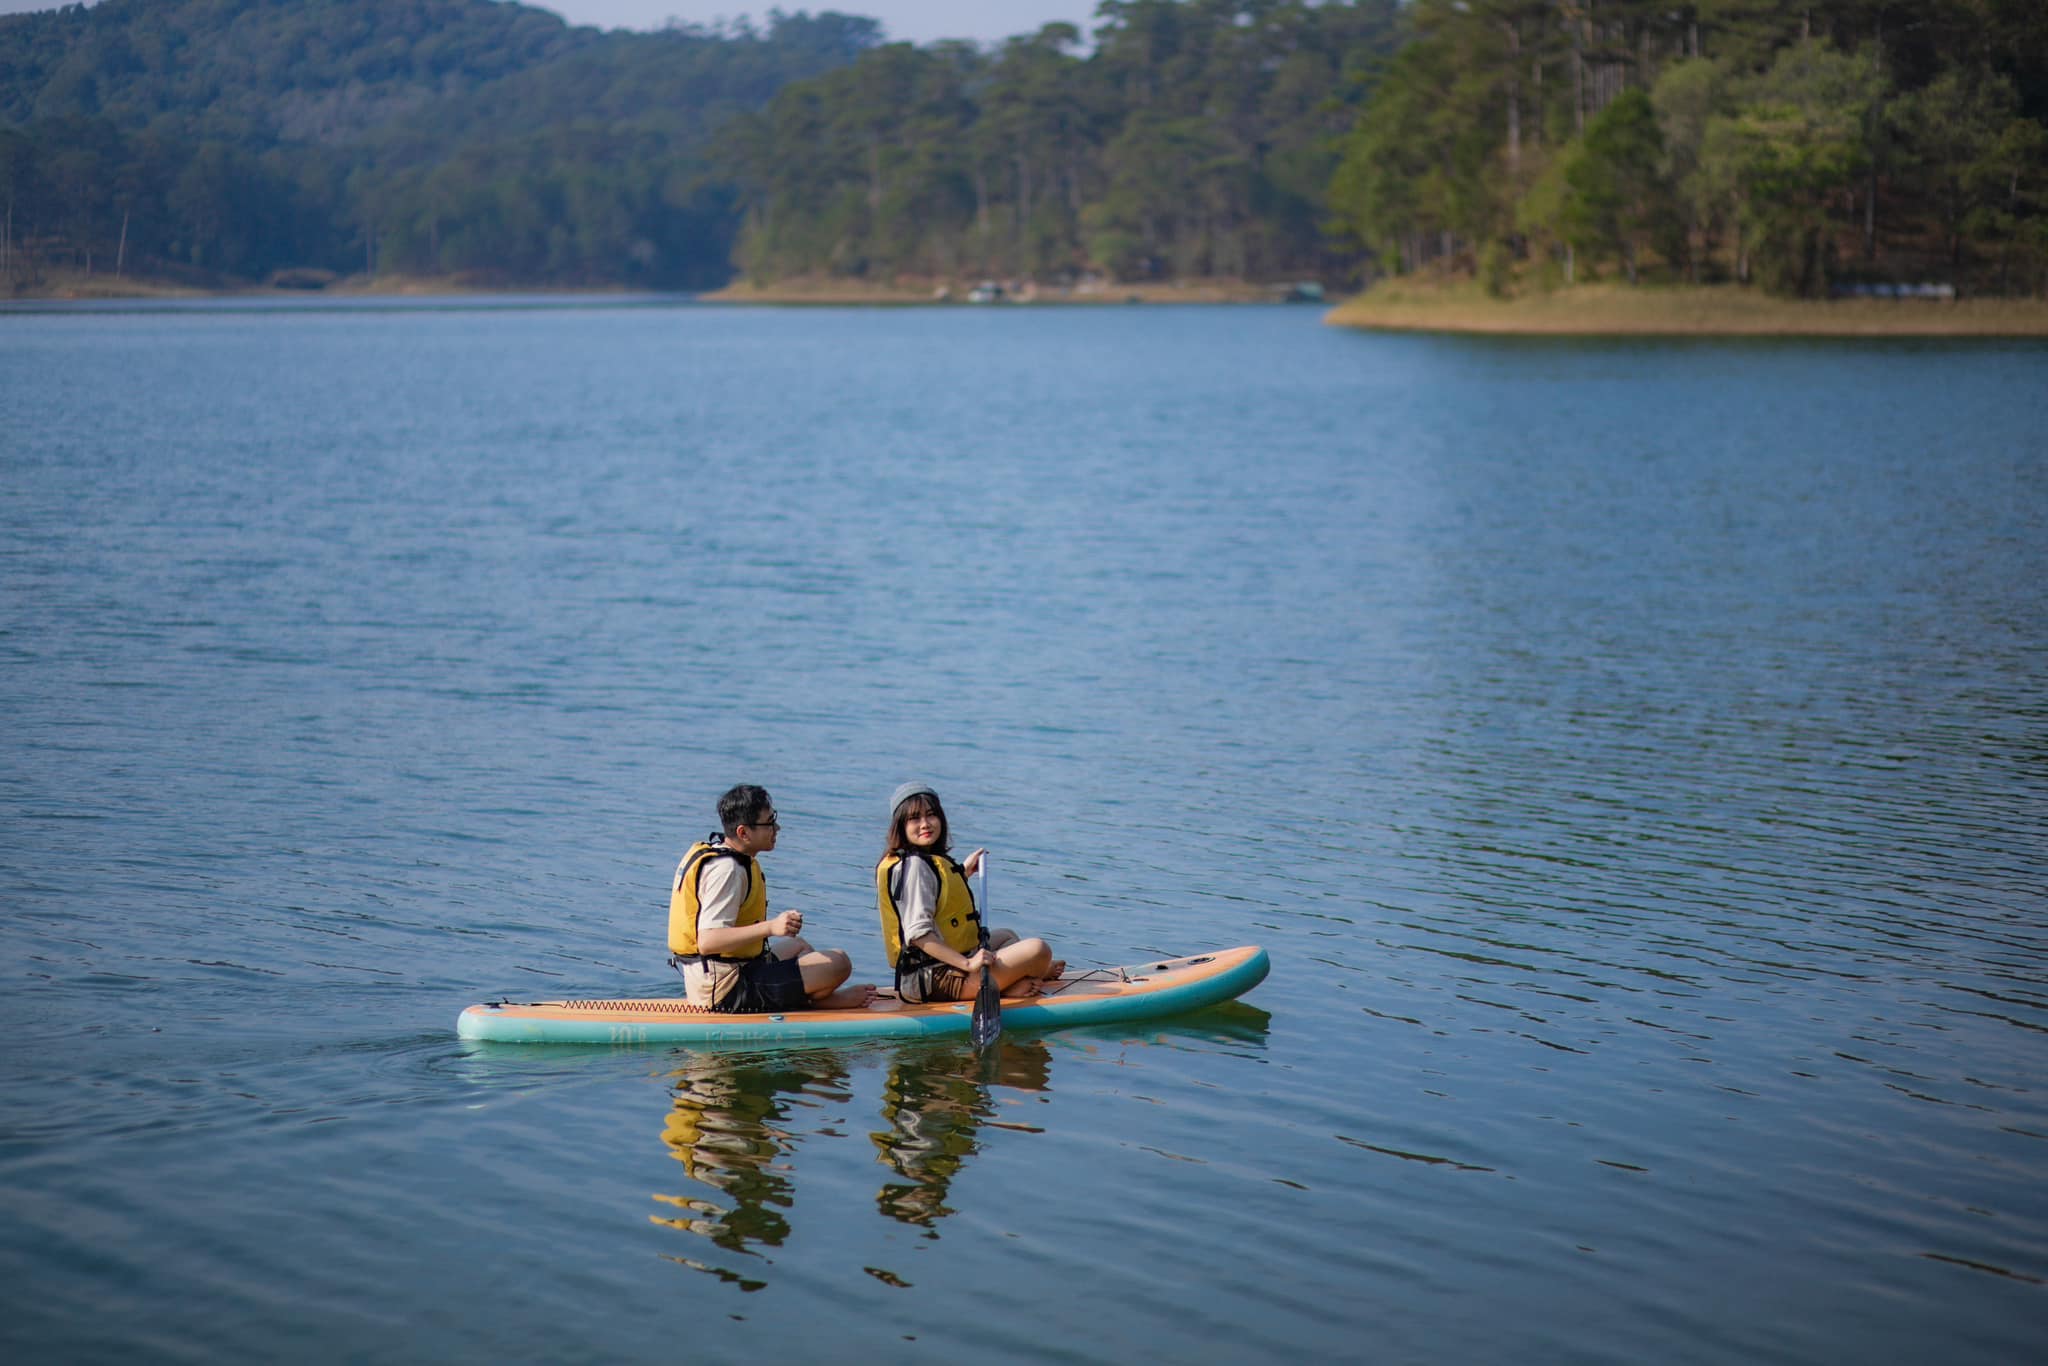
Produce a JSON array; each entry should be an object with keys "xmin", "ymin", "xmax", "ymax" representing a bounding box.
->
[{"xmin": 718, "ymin": 784, "xmax": 773, "ymax": 837}]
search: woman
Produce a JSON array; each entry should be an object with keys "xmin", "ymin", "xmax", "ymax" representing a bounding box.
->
[{"xmin": 876, "ymin": 781, "xmax": 1059, "ymax": 1004}]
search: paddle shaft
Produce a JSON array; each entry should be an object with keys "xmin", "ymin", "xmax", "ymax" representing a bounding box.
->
[{"xmin": 971, "ymin": 856, "xmax": 1002, "ymax": 1048}]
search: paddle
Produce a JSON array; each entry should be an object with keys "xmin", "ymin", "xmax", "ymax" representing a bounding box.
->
[{"xmin": 970, "ymin": 854, "xmax": 1002, "ymax": 1049}]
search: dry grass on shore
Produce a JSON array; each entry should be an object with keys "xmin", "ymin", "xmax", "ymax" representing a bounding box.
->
[
  {"xmin": 1325, "ymin": 277, "xmax": 2048, "ymax": 337},
  {"xmin": 5, "ymin": 269, "xmax": 211, "ymax": 301},
  {"xmin": 5, "ymin": 268, "xmax": 650, "ymax": 301},
  {"xmin": 701, "ymin": 277, "xmax": 940, "ymax": 304}
]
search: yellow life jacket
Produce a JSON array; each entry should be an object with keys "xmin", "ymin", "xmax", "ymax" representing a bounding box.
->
[
  {"xmin": 669, "ymin": 839, "xmax": 766, "ymax": 960},
  {"xmin": 876, "ymin": 851, "xmax": 980, "ymax": 967}
]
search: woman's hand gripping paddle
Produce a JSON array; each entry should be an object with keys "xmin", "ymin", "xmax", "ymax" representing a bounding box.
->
[{"xmin": 971, "ymin": 855, "xmax": 1002, "ymax": 1050}]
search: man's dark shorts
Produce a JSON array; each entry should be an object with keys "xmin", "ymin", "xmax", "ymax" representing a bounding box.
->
[{"xmin": 712, "ymin": 952, "xmax": 810, "ymax": 1013}]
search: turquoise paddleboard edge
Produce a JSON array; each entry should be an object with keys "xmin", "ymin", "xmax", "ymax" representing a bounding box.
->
[{"xmin": 457, "ymin": 946, "xmax": 1269, "ymax": 1046}]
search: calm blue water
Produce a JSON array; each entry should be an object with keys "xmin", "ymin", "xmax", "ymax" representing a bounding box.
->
[{"xmin": 3, "ymin": 301, "xmax": 2045, "ymax": 1363}]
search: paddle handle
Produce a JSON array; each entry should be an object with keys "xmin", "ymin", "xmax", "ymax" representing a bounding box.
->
[{"xmin": 976, "ymin": 856, "xmax": 989, "ymax": 944}]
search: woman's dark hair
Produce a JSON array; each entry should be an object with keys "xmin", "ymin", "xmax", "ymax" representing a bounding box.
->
[{"xmin": 884, "ymin": 791, "xmax": 949, "ymax": 857}]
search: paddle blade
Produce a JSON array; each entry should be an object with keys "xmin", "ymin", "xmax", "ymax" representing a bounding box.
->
[
  {"xmin": 971, "ymin": 967, "xmax": 1003, "ymax": 1049},
  {"xmin": 971, "ymin": 853, "xmax": 1000, "ymax": 1049}
]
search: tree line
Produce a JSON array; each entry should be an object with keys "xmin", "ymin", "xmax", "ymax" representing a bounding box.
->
[
  {"xmin": 1, "ymin": 0, "xmax": 1403, "ymax": 291},
  {"xmin": 1327, "ymin": 1, "xmax": 2048, "ymax": 297},
  {"xmin": 3, "ymin": 0, "xmax": 2044, "ymax": 296},
  {"xmin": 0, "ymin": 0, "xmax": 881, "ymax": 289},
  {"xmin": 721, "ymin": 0, "xmax": 1402, "ymax": 285}
]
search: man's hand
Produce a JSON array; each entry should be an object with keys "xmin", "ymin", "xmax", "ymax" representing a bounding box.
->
[{"xmin": 769, "ymin": 910, "xmax": 803, "ymax": 937}]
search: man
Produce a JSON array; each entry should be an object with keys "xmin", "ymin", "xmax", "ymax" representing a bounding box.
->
[{"xmin": 669, "ymin": 784, "xmax": 874, "ymax": 1012}]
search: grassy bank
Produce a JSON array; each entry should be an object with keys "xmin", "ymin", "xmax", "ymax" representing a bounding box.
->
[
  {"xmin": 4, "ymin": 269, "xmax": 212, "ymax": 301},
  {"xmin": 1325, "ymin": 278, "xmax": 2048, "ymax": 337},
  {"xmin": 3, "ymin": 268, "xmax": 665, "ymax": 302}
]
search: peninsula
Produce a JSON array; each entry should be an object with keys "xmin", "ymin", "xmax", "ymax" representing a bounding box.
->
[{"xmin": 1324, "ymin": 279, "xmax": 2048, "ymax": 338}]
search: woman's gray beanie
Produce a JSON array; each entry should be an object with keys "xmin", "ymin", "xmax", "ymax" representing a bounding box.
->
[{"xmin": 889, "ymin": 781, "xmax": 939, "ymax": 817}]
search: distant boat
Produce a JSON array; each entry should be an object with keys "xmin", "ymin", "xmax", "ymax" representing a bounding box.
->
[{"xmin": 967, "ymin": 281, "xmax": 1005, "ymax": 304}]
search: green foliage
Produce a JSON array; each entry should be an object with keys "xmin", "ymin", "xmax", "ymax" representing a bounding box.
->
[
  {"xmin": 1477, "ymin": 238, "xmax": 1513, "ymax": 297},
  {"xmin": 1565, "ymin": 90, "xmax": 1671, "ymax": 284},
  {"xmin": 1332, "ymin": 0, "xmax": 2048, "ymax": 297},
  {"xmin": 1513, "ymin": 147, "xmax": 1574, "ymax": 280},
  {"xmin": 1651, "ymin": 58, "xmax": 1730, "ymax": 280},
  {"xmin": 1330, "ymin": 39, "xmax": 1450, "ymax": 272},
  {"xmin": 0, "ymin": 0, "xmax": 876, "ymax": 288},
  {"xmin": 726, "ymin": 1, "xmax": 1405, "ymax": 284},
  {"xmin": 1900, "ymin": 66, "xmax": 2025, "ymax": 265},
  {"xmin": 1705, "ymin": 42, "xmax": 1881, "ymax": 295},
  {"xmin": 1, "ymin": 0, "xmax": 1403, "ymax": 289},
  {"xmin": 1964, "ymin": 112, "xmax": 2048, "ymax": 293},
  {"xmin": 8, "ymin": 0, "xmax": 2044, "ymax": 294}
]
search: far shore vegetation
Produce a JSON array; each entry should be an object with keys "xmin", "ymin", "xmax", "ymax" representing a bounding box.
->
[
  {"xmin": 3, "ymin": 1, "xmax": 2044, "ymax": 335},
  {"xmin": 23, "ymin": 264, "xmax": 2044, "ymax": 337},
  {"xmin": 1326, "ymin": 272, "xmax": 2048, "ymax": 336},
  {"xmin": 7, "ymin": 263, "xmax": 1306, "ymax": 307},
  {"xmin": 17, "ymin": 268, "xmax": 2038, "ymax": 340}
]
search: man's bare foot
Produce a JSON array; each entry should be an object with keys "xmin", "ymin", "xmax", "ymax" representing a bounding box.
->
[
  {"xmin": 819, "ymin": 982, "xmax": 877, "ymax": 1009},
  {"xmin": 1046, "ymin": 960, "xmax": 1066, "ymax": 981}
]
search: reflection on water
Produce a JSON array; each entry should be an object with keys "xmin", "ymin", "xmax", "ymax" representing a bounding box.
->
[
  {"xmin": 872, "ymin": 1040, "xmax": 1053, "ymax": 1230},
  {"xmin": 643, "ymin": 1002, "xmax": 1274, "ymax": 1282},
  {"xmin": 651, "ymin": 1024, "xmax": 1233, "ymax": 1280},
  {"xmin": 1122, "ymin": 1000, "xmax": 1273, "ymax": 1052},
  {"xmin": 647, "ymin": 1037, "xmax": 1065, "ymax": 1283},
  {"xmin": 652, "ymin": 1051, "xmax": 852, "ymax": 1288}
]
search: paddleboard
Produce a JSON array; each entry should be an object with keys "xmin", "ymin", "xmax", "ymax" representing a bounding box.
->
[{"xmin": 457, "ymin": 944, "xmax": 1269, "ymax": 1045}]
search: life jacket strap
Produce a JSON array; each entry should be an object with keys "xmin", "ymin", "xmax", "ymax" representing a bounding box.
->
[{"xmin": 669, "ymin": 950, "xmax": 764, "ymax": 969}]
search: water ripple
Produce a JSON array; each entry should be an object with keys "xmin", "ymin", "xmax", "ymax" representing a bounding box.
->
[{"xmin": 3, "ymin": 309, "xmax": 2044, "ymax": 1362}]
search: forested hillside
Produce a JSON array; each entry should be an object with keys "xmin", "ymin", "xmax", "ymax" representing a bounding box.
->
[
  {"xmin": 1328, "ymin": 1, "xmax": 2048, "ymax": 297},
  {"xmin": 0, "ymin": 0, "xmax": 881, "ymax": 288},
  {"xmin": 722, "ymin": 1, "xmax": 1402, "ymax": 285},
  {"xmin": 0, "ymin": 0, "xmax": 1404, "ymax": 293},
  {"xmin": 3, "ymin": 0, "xmax": 2043, "ymax": 296}
]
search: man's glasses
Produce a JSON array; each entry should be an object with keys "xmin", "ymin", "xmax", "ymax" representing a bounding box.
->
[{"xmin": 745, "ymin": 812, "xmax": 780, "ymax": 830}]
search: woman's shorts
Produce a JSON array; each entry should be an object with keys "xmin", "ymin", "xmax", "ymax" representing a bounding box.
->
[
  {"xmin": 712, "ymin": 952, "xmax": 810, "ymax": 1013},
  {"xmin": 895, "ymin": 959, "xmax": 968, "ymax": 1005}
]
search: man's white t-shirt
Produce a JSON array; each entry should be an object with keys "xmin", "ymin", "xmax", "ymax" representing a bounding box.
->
[{"xmin": 679, "ymin": 854, "xmax": 753, "ymax": 1007}]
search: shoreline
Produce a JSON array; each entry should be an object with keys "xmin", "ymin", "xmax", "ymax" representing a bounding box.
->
[
  {"xmin": 4, "ymin": 268, "xmax": 1310, "ymax": 308},
  {"xmin": 14, "ymin": 269, "xmax": 2047, "ymax": 335},
  {"xmin": 0, "ymin": 269, "xmax": 665, "ymax": 304},
  {"xmin": 700, "ymin": 276, "xmax": 1306, "ymax": 305},
  {"xmin": 1324, "ymin": 279, "xmax": 2048, "ymax": 338}
]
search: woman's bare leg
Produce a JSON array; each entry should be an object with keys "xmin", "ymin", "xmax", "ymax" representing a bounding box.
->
[{"xmin": 990, "ymin": 937, "xmax": 1053, "ymax": 994}]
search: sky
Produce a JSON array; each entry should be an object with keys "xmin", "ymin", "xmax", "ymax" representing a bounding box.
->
[
  {"xmin": 545, "ymin": 2, "xmax": 1097, "ymax": 46},
  {"xmin": 0, "ymin": 2, "xmax": 1100, "ymax": 47}
]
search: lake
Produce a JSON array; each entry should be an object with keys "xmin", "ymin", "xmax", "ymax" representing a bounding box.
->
[{"xmin": 2, "ymin": 299, "xmax": 2044, "ymax": 1363}]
